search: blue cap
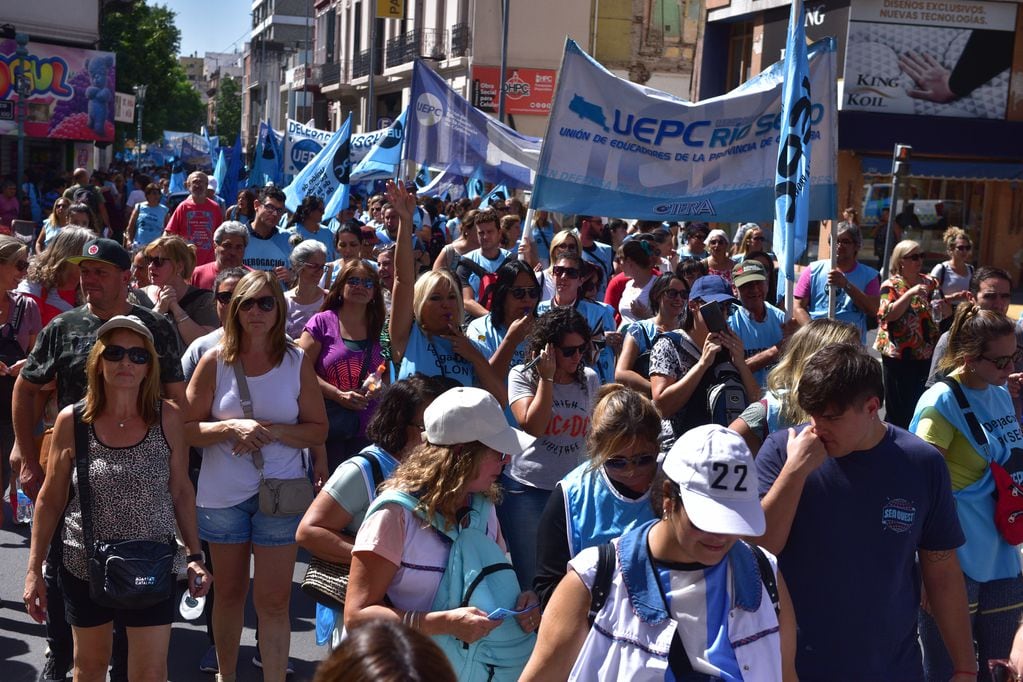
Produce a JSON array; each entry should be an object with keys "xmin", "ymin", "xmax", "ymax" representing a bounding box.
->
[{"xmin": 689, "ymin": 275, "xmax": 737, "ymax": 305}]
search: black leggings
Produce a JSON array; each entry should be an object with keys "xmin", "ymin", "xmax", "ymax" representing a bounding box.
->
[{"xmin": 881, "ymin": 355, "xmax": 932, "ymax": 429}]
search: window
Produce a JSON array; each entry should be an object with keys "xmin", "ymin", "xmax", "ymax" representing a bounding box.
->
[{"xmin": 726, "ymin": 21, "xmax": 753, "ymax": 91}]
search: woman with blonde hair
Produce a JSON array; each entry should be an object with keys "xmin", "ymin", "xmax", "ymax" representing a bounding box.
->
[
  {"xmin": 930, "ymin": 226, "xmax": 974, "ymax": 332},
  {"xmin": 143, "ymin": 234, "xmax": 217, "ymax": 350},
  {"xmin": 186, "ymin": 270, "xmax": 328, "ymax": 682},
  {"xmin": 386, "ymin": 181, "xmax": 505, "ymax": 400},
  {"xmin": 875, "ymin": 239, "xmax": 948, "ymax": 428},
  {"xmin": 532, "ymin": 384, "xmax": 661, "ymax": 607},
  {"xmin": 37, "ymin": 196, "xmax": 71, "ymax": 252},
  {"xmin": 346, "ymin": 386, "xmax": 539, "ymax": 680},
  {"xmin": 733, "ymin": 224, "xmax": 769, "ymax": 261},
  {"xmin": 536, "ymin": 229, "xmax": 581, "ymax": 302},
  {"xmin": 729, "ymin": 318, "xmax": 861, "ymax": 454},
  {"xmin": 19, "ymin": 225, "xmax": 94, "ymax": 325},
  {"xmin": 911, "ymin": 305, "xmax": 1023, "ymax": 679},
  {"xmin": 24, "ymin": 315, "xmax": 211, "ymax": 681}
]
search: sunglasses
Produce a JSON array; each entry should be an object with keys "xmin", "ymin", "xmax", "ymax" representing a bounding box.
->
[
  {"xmin": 954, "ymin": 244, "xmax": 972, "ymax": 252},
  {"xmin": 145, "ymin": 255, "xmax": 172, "ymax": 267},
  {"xmin": 509, "ymin": 286, "xmax": 540, "ymax": 300},
  {"xmin": 902, "ymin": 253, "xmax": 923, "ymax": 261},
  {"xmin": 239, "ymin": 295, "xmax": 276, "ymax": 312},
  {"xmin": 979, "ymin": 352, "xmax": 1020, "ymax": 370},
  {"xmin": 558, "ymin": 343, "xmax": 587, "ymax": 358},
  {"xmin": 750, "ymin": 235, "xmax": 766, "ymax": 242},
  {"xmin": 553, "ymin": 266, "xmax": 580, "ymax": 279},
  {"xmin": 11, "ymin": 259, "xmax": 29, "ymax": 272},
  {"xmin": 661, "ymin": 288, "xmax": 685, "ymax": 300},
  {"xmin": 604, "ymin": 453, "xmax": 658, "ymax": 470},
  {"xmin": 214, "ymin": 291, "xmax": 233, "ymax": 304},
  {"xmin": 345, "ymin": 276, "xmax": 375, "ymax": 289},
  {"xmin": 101, "ymin": 344, "xmax": 151, "ymax": 365},
  {"xmin": 708, "ymin": 240, "xmax": 726, "ymax": 246}
]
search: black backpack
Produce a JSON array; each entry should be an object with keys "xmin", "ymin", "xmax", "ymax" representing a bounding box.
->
[{"xmin": 661, "ymin": 331, "xmax": 748, "ymax": 428}]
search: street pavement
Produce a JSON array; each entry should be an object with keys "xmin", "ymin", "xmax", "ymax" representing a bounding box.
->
[{"xmin": 0, "ymin": 513, "xmax": 326, "ymax": 681}]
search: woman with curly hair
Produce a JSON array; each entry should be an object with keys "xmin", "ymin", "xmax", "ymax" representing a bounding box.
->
[
  {"xmin": 19, "ymin": 225, "xmax": 94, "ymax": 325},
  {"xmin": 729, "ymin": 318, "xmax": 861, "ymax": 454},
  {"xmin": 345, "ymin": 387, "xmax": 539, "ymax": 679},
  {"xmin": 532, "ymin": 384, "xmax": 660, "ymax": 608},
  {"xmin": 501, "ymin": 306, "xmax": 601, "ymax": 589}
]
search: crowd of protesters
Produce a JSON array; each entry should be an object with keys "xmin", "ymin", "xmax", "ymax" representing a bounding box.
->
[{"xmin": 5, "ymin": 164, "xmax": 1023, "ymax": 682}]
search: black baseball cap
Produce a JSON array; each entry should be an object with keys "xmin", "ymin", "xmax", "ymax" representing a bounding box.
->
[{"xmin": 68, "ymin": 238, "xmax": 132, "ymax": 271}]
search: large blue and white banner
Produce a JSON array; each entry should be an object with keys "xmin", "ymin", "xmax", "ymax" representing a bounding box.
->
[
  {"xmin": 532, "ymin": 39, "xmax": 838, "ymax": 222},
  {"xmin": 774, "ymin": 0, "xmax": 816, "ymax": 291},
  {"xmin": 351, "ymin": 108, "xmax": 407, "ymax": 182},
  {"xmin": 284, "ymin": 119, "xmax": 335, "ymax": 175},
  {"xmin": 406, "ymin": 60, "xmax": 542, "ymax": 189},
  {"xmin": 283, "ymin": 113, "xmax": 352, "ymax": 214}
]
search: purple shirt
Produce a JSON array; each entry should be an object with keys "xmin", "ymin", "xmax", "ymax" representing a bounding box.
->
[{"xmin": 304, "ymin": 309, "xmax": 384, "ymax": 434}]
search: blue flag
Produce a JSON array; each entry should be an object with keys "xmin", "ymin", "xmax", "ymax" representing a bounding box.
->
[
  {"xmin": 251, "ymin": 121, "xmax": 284, "ymax": 188},
  {"xmin": 351, "ymin": 108, "xmax": 407, "ymax": 182},
  {"xmin": 773, "ymin": 0, "xmax": 815, "ymax": 295},
  {"xmin": 466, "ymin": 166, "xmax": 485, "ymax": 200},
  {"xmin": 406, "ymin": 60, "xmax": 540, "ymax": 189},
  {"xmin": 284, "ymin": 113, "xmax": 352, "ymax": 214},
  {"xmin": 418, "ymin": 166, "xmax": 467, "ymax": 200},
  {"xmin": 222, "ymin": 138, "xmax": 242, "ymax": 204},
  {"xmin": 213, "ymin": 149, "xmax": 228, "ymax": 196},
  {"xmin": 479, "ymin": 183, "xmax": 510, "ymax": 209}
]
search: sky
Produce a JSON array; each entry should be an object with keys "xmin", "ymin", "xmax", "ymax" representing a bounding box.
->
[{"xmin": 160, "ymin": 0, "xmax": 254, "ymax": 57}]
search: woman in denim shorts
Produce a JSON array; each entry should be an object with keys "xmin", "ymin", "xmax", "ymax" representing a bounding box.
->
[{"xmin": 186, "ymin": 270, "xmax": 328, "ymax": 682}]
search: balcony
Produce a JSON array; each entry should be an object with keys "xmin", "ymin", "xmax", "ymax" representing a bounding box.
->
[
  {"xmin": 450, "ymin": 23, "xmax": 470, "ymax": 58},
  {"xmin": 385, "ymin": 28, "xmax": 445, "ymax": 68},
  {"xmin": 312, "ymin": 61, "xmax": 343, "ymax": 87},
  {"xmin": 352, "ymin": 49, "xmax": 372, "ymax": 79}
]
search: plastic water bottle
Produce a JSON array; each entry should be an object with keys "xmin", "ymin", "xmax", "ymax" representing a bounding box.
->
[
  {"xmin": 930, "ymin": 288, "xmax": 944, "ymax": 325},
  {"xmin": 15, "ymin": 482, "xmax": 33, "ymax": 525},
  {"xmin": 179, "ymin": 577, "xmax": 205, "ymax": 620},
  {"xmin": 361, "ymin": 363, "xmax": 387, "ymax": 394}
]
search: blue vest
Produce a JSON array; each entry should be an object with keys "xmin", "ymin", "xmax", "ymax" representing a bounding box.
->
[
  {"xmin": 910, "ymin": 380, "xmax": 1023, "ymax": 582},
  {"xmin": 807, "ymin": 260, "xmax": 878, "ymax": 340},
  {"xmin": 132, "ymin": 203, "xmax": 169, "ymax": 248},
  {"xmin": 561, "ymin": 462, "xmax": 655, "ymax": 558},
  {"xmin": 398, "ymin": 324, "xmax": 478, "ymax": 387}
]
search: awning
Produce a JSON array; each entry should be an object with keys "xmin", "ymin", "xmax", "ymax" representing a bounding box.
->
[{"xmin": 861, "ymin": 156, "xmax": 1023, "ymax": 181}]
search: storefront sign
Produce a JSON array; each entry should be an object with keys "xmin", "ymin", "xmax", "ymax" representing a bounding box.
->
[
  {"xmin": 470, "ymin": 66, "xmax": 557, "ymax": 116},
  {"xmin": 376, "ymin": 0, "xmax": 404, "ymax": 19},
  {"xmin": 843, "ymin": 0, "xmax": 1017, "ymax": 119},
  {"xmin": 114, "ymin": 92, "xmax": 135, "ymax": 124},
  {"xmin": 0, "ymin": 39, "xmax": 116, "ymax": 141}
]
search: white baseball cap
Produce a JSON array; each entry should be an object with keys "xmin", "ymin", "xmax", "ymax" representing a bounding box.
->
[
  {"xmin": 96, "ymin": 314, "xmax": 154, "ymax": 343},
  {"xmin": 424, "ymin": 387, "xmax": 534, "ymax": 456},
  {"xmin": 662, "ymin": 424, "xmax": 765, "ymax": 536}
]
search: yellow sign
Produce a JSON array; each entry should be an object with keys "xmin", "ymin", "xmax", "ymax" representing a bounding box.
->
[{"xmin": 376, "ymin": 0, "xmax": 404, "ymax": 19}]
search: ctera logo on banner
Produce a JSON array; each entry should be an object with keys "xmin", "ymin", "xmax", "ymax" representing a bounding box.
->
[
  {"xmin": 405, "ymin": 60, "xmax": 542, "ymax": 189},
  {"xmin": 531, "ymin": 39, "xmax": 838, "ymax": 222}
]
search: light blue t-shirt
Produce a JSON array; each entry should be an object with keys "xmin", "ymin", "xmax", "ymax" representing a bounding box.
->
[
  {"xmin": 728, "ymin": 302, "xmax": 786, "ymax": 387},
  {"xmin": 467, "ymin": 312, "xmax": 529, "ymax": 426},
  {"xmin": 397, "ymin": 323, "xmax": 485, "ymax": 387},
  {"xmin": 244, "ymin": 227, "xmax": 293, "ymax": 271},
  {"xmin": 286, "ymin": 222, "xmax": 337, "ymax": 261},
  {"xmin": 462, "ymin": 248, "xmax": 511, "ymax": 298},
  {"xmin": 132, "ymin": 203, "xmax": 169, "ymax": 249}
]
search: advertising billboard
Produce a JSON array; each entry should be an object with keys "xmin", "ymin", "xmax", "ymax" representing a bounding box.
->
[
  {"xmin": 843, "ymin": 0, "xmax": 1017, "ymax": 119},
  {"xmin": 470, "ymin": 66, "xmax": 557, "ymax": 116},
  {"xmin": 0, "ymin": 39, "xmax": 116, "ymax": 141}
]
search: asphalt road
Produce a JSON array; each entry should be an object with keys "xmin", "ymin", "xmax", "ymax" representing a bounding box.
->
[{"xmin": 0, "ymin": 513, "xmax": 326, "ymax": 682}]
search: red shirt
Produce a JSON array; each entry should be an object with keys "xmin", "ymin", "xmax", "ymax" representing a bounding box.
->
[
  {"xmin": 165, "ymin": 197, "xmax": 223, "ymax": 266},
  {"xmin": 191, "ymin": 261, "xmax": 252, "ymax": 290}
]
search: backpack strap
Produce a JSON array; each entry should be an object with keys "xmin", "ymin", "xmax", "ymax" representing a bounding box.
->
[
  {"xmin": 587, "ymin": 542, "xmax": 616, "ymax": 626},
  {"xmin": 72, "ymin": 402, "xmax": 97, "ymax": 557},
  {"xmin": 747, "ymin": 542, "xmax": 780, "ymax": 616},
  {"xmin": 937, "ymin": 377, "xmax": 989, "ymax": 457},
  {"xmin": 936, "ymin": 262, "xmax": 947, "ymax": 288}
]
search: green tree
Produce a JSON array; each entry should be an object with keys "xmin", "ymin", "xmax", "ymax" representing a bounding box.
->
[
  {"xmin": 100, "ymin": 2, "xmax": 205, "ymax": 147},
  {"xmin": 214, "ymin": 76, "xmax": 242, "ymax": 146}
]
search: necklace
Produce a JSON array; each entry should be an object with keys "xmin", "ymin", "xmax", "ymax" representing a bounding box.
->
[{"xmin": 117, "ymin": 416, "xmax": 134, "ymax": 428}]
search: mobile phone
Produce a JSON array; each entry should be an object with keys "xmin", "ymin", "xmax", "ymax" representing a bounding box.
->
[
  {"xmin": 487, "ymin": 603, "xmax": 539, "ymax": 620},
  {"xmin": 699, "ymin": 301, "xmax": 728, "ymax": 333}
]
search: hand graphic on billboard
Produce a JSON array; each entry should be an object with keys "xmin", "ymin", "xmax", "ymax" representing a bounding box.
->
[{"xmin": 899, "ymin": 51, "xmax": 955, "ymax": 103}]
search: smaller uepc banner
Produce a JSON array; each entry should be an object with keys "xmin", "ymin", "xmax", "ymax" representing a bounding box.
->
[{"xmin": 284, "ymin": 119, "xmax": 334, "ymax": 176}]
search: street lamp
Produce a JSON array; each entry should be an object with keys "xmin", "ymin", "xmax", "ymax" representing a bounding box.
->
[{"xmin": 133, "ymin": 84, "xmax": 147, "ymax": 163}]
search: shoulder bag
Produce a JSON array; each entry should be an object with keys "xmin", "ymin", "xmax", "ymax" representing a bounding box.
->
[
  {"xmin": 73, "ymin": 403, "xmax": 176, "ymax": 610},
  {"xmin": 232, "ymin": 361, "xmax": 315, "ymax": 517}
]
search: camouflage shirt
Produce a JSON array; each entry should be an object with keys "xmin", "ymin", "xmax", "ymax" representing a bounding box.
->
[{"xmin": 21, "ymin": 304, "xmax": 185, "ymax": 409}]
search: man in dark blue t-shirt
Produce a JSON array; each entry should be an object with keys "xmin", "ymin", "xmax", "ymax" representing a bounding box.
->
[{"xmin": 755, "ymin": 343, "xmax": 975, "ymax": 681}]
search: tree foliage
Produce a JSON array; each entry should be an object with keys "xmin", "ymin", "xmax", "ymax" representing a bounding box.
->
[
  {"xmin": 214, "ymin": 76, "xmax": 242, "ymax": 146},
  {"xmin": 100, "ymin": 2, "xmax": 206, "ymax": 147}
]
